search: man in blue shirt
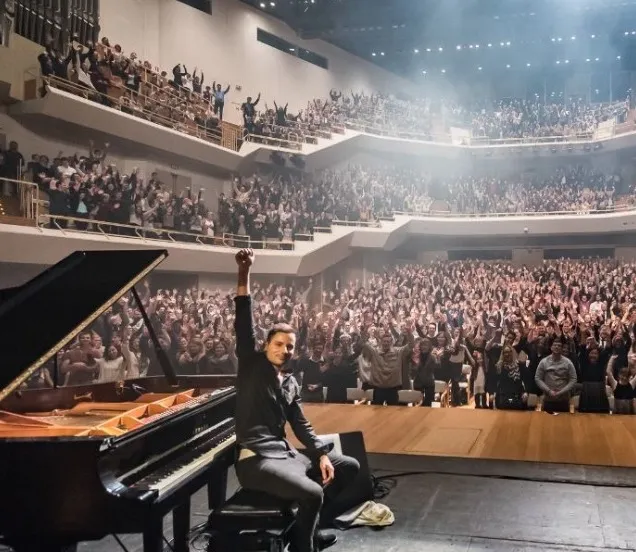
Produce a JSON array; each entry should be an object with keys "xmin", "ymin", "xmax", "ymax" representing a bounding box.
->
[{"xmin": 212, "ymin": 81, "xmax": 231, "ymax": 120}]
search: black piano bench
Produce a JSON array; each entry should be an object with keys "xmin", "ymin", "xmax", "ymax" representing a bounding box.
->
[{"xmin": 207, "ymin": 488, "xmax": 297, "ymax": 552}]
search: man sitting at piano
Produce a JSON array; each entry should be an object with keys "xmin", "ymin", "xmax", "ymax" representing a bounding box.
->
[{"xmin": 233, "ymin": 248, "xmax": 360, "ymax": 552}]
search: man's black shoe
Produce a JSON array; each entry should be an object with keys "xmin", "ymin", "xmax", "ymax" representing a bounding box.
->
[{"xmin": 315, "ymin": 530, "xmax": 338, "ymax": 550}]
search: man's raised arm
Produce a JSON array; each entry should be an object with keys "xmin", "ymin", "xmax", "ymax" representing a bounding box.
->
[{"xmin": 234, "ymin": 248, "xmax": 257, "ymax": 359}]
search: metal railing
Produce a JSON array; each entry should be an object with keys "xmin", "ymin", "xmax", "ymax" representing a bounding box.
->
[
  {"xmin": 393, "ymin": 203, "xmax": 636, "ymax": 219},
  {"xmin": 33, "ymin": 214, "xmax": 310, "ymax": 251},
  {"xmin": 0, "ymin": 177, "xmax": 39, "ymax": 223},
  {"xmin": 40, "ymin": 75, "xmax": 237, "ymax": 151}
]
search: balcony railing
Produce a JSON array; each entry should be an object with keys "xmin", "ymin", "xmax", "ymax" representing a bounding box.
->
[
  {"xmin": 31, "ymin": 214, "xmax": 320, "ymax": 251},
  {"xmin": 393, "ymin": 203, "xmax": 636, "ymax": 218},
  {"xmin": 39, "ymin": 75, "xmax": 240, "ymax": 151},
  {"xmin": 0, "ymin": 178, "xmax": 39, "ymax": 224}
]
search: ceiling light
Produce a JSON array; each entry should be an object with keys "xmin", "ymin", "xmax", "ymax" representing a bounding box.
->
[
  {"xmin": 371, "ymin": 52, "xmax": 376, "ymax": 56},
  {"xmin": 269, "ymin": 1, "xmax": 275, "ymax": 5},
  {"xmin": 571, "ymin": 36, "xmax": 576, "ymax": 40},
  {"xmin": 380, "ymin": 52, "xmax": 385, "ymax": 56},
  {"xmin": 456, "ymin": 45, "xmax": 462, "ymax": 50},
  {"xmin": 259, "ymin": 1, "xmax": 265, "ymax": 6},
  {"xmin": 438, "ymin": 47, "xmax": 443, "ymax": 51},
  {"xmin": 488, "ymin": 43, "xmax": 492, "ymax": 47},
  {"xmin": 475, "ymin": 44, "xmax": 479, "ymax": 48},
  {"xmin": 551, "ymin": 38, "xmax": 556, "ymax": 42},
  {"xmin": 557, "ymin": 37, "xmax": 562, "ymax": 41},
  {"xmin": 617, "ymin": 55, "xmax": 622, "ymax": 59},
  {"xmin": 441, "ymin": 69, "xmax": 446, "ymax": 73},
  {"xmin": 500, "ymin": 42, "xmax": 504, "ymax": 46},
  {"xmin": 564, "ymin": 59, "xmax": 569, "ymax": 64},
  {"xmin": 586, "ymin": 58, "xmax": 590, "ymax": 62},
  {"xmin": 591, "ymin": 34, "xmax": 596, "ymax": 38},
  {"xmin": 469, "ymin": 44, "xmax": 473, "ymax": 49},
  {"xmin": 556, "ymin": 60, "xmax": 560, "ymax": 64},
  {"xmin": 527, "ymin": 62, "xmax": 531, "ymax": 67},
  {"xmin": 506, "ymin": 64, "xmax": 511, "ymax": 68},
  {"xmin": 477, "ymin": 66, "xmax": 482, "ymax": 70},
  {"xmin": 625, "ymin": 31, "xmax": 630, "ymax": 35},
  {"xmin": 632, "ymin": 31, "xmax": 636, "ymax": 35},
  {"xmin": 506, "ymin": 41, "xmax": 510, "ymax": 46},
  {"xmin": 414, "ymin": 48, "xmax": 419, "ymax": 53},
  {"xmin": 426, "ymin": 48, "xmax": 431, "ymax": 52},
  {"xmin": 595, "ymin": 57, "xmax": 600, "ymax": 61},
  {"xmin": 422, "ymin": 70, "xmax": 427, "ymax": 74}
]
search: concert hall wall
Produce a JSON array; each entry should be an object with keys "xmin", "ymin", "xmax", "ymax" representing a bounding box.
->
[{"xmin": 99, "ymin": 0, "xmax": 418, "ymax": 125}]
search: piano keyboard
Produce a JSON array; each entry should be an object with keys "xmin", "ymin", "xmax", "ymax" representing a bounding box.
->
[{"xmin": 129, "ymin": 418, "xmax": 236, "ymax": 499}]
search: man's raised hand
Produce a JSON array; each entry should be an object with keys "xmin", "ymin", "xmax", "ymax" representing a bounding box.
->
[{"xmin": 235, "ymin": 248, "xmax": 254, "ymax": 270}]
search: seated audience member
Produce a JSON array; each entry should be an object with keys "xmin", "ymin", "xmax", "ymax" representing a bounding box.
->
[{"xmin": 535, "ymin": 339, "xmax": 578, "ymax": 413}]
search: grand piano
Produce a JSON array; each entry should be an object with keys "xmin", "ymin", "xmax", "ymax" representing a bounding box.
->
[{"xmin": 0, "ymin": 250, "xmax": 238, "ymax": 552}]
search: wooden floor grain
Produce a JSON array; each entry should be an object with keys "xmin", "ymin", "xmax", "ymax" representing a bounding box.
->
[{"xmin": 293, "ymin": 404, "xmax": 636, "ymax": 468}]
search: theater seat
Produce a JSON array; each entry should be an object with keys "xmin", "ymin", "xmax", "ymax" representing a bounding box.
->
[
  {"xmin": 398, "ymin": 390, "xmax": 423, "ymax": 406},
  {"xmin": 347, "ymin": 388, "xmax": 368, "ymax": 403}
]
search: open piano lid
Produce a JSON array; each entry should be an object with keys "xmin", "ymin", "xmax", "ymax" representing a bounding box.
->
[{"xmin": 0, "ymin": 249, "xmax": 168, "ymax": 401}]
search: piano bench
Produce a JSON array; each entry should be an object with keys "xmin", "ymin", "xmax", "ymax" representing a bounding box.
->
[{"xmin": 207, "ymin": 488, "xmax": 297, "ymax": 552}]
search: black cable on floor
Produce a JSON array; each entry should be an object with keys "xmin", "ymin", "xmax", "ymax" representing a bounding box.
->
[
  {"xmin": 372, "ymin": 469, "xmax": 636, "ymax": 489},
  {"xmin": 112, "ymin": 534, "xmax": 130, "ymax": 552}
]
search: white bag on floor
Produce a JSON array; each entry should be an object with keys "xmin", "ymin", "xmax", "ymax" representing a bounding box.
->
[{"xmin": 334, "ymin": 500, "xmax": 395, "ymax": 528}]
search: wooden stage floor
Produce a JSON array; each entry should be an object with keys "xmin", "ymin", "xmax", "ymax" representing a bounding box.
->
[{"xmin": 296, "ymin": 404, "xmax": 636, "ymax": 468}]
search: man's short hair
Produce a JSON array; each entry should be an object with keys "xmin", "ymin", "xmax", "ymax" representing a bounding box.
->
[{"xmin": 266, "ymin": 323, "xmax": 295, "ymax": 343}]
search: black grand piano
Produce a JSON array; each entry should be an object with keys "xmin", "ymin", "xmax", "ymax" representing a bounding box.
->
[{"xmin": 0, "ymin": 250, "xmax": 237, "ymax": 552}]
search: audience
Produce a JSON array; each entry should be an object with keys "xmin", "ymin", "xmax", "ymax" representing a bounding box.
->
[
  {"xmin": 30, "ymin": 257, "xmax": 636, "ymax": 416},
  {"xmin": 37, "ymin": 37, "xmax": 632, "ymax": 153},
  {"xmin": 28, "ymin": 140, "xmax": 629, "ymax": 244}
]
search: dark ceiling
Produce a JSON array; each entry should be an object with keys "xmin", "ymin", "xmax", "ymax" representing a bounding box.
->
[{"xmin": 241, "ymin": 0, "xmax": 636, "ymax": 82}]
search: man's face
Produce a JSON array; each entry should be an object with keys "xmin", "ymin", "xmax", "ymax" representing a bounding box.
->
[
  {"xmin": 79, "ymin": 333, "xmax": 92, "ymax": 346},
  {"xmin": 551, "ymin": 341, "xmax": 563, "ymax": 356},
  {"xmin": 265, "ymin": 331, "xmax": 295, "ymax": 367},
  {"xmin": 312, "ymin": 343, "xmax": 324, "ymax": 358},
  {"xmin": 381, "ymin": 335, "xmax": 392, "ymax": 353}
]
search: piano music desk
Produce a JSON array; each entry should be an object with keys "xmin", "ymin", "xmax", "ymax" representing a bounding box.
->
[{"xmin": 290, "ymin": 404, "xmax": 636, "ymax": 468}]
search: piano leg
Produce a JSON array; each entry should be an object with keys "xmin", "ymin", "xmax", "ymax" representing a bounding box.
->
[
  {"xmin": 172, "ymin": 501, "xmax": 191, "ymax": 552},
  {"xmin": 142, "ymin": 517, "xmax": 164, "ymax": 552},
  {"xmin": 207, "ymin": 465, "xmax": 228, "ymax": 510}
]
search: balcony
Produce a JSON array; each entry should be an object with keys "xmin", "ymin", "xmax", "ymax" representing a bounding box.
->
[
  {"xmin": 8, "ymin": 76, "xmax": 636, "ymax": 176},
  {"xmin": 2, "ymin": 195, "xmax": 636, "ymax": 275}
]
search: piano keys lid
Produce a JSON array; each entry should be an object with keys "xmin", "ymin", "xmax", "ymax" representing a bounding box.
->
[{"xmin": 0, "ymin": 249, "xmax": 169, "ymax": 402}]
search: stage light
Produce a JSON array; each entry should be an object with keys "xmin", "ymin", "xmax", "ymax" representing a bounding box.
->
[
  {"xmin": 438, "ymin": 47, "xmax": 443, "ymax": 51},
  {"xmin": 556, "ymin": 60, "xmax": 561, "ymax": 64},
  {"xmin": 478, "ymin": 66, "xmax": 482, "ymax": 70},
  {"xmin": 475, "ymin": 44, "xmax": 479, "ymax": 48},
  {"xmin": 571, "ymin": 36, "xmax": 576, "ymax": 40},
  {"xmin": 422, "ymin": 70, "xmax": 427, "ymax": 74},
  {"xmin": 456, "ymin": 45, "xmax": 462, "ymax": 50},
  {"xmin": 371, "ymin": 52, "xmax": 376, "ymax": 56},
  {"xmin": 441, "ymin": 68, "xmax": 446, "ymax": 73},
  {"xmin": 527, "ymin": 62, "xmax": 531, "ymax": 67},
  {"xmin": 591, "ymin": 34, "xmax": 596, "ymax": 38},
  {"xmin": 617, "ymin": 55, "xmax": 622, "ymax": 59},
  {"xmin": 564, "ymin": 59, "xmax": 569, "ymax": 64},
  {"xmin": 557, "ymin": 37, "xmax": 562, "ymax": 41},
  {"xmin": 595, "ymin": 57, "xmax": 600, "ymax": 61},
  {"xmin": 506, "ymin": 41, "xmax": 510, "ymax": 46},
  {"xmin": 414, "ymin": 48, "xmax": 419, "ymax": 53},
  {"xmin": 380, "ymin": 52, "xmax": 385, "ymax": 56},
  {"xmin": 269, "ymin": 1, "xmax": 275, "ymax": 5},
  {"xmin": 426, "ymin": 48, "xmax": 431, "ymax": 52},
  {"xmin": 488, "ymin": 43, "xmax": 492, "ymax": 47},
  {"xmin": 586, "ymin": 58, "xmax": 590, "ymax": 62},
  {"xmin": 259, "ymin": 1, "xmax": 265, "ymax": 6}
]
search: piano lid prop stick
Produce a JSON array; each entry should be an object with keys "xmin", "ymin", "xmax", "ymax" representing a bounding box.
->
[{"xmin": 130, "ymin": 285, "xmax": 179, "ymax": 386}]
